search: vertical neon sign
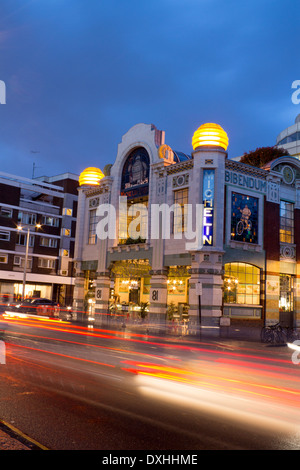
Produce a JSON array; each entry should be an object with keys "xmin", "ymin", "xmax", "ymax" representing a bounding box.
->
[{"xmin": 202, "ymin": 169, "xmax": 215, "ymax": 246}]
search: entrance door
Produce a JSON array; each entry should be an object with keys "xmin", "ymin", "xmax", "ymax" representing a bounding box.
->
[
  {"xmin": 129, "ymin": 287, "xmax": 139, "ymax": 304},
  {"xmin": 279, "ymin": 274, "xmax": 294, "ymax": 327}
]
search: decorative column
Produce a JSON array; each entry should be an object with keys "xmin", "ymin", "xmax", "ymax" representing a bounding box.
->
[
  {"xmin": 149, "ymin": 268, "xmax": 168, "ymax": 328},
  {"xmin": 94, "ymin": 270, "xmax": 111, "ymax": 326},
  {"xmin": 72, "ymin": 268, "xmax": 85, "ymax": 319},
  {"xmin": 188, "ymin": 252, "xmax": 224, "ymax": 328}
]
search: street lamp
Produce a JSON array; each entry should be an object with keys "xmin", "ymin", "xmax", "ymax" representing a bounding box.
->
[{"xmin": 17, "ymin": 224, "xmax": 42, "ymax": 300}]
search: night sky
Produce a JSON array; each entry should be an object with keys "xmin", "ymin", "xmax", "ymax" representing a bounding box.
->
[{"xmin": 0, "ymin": 0, "xmax": 299, "ymax": 179}]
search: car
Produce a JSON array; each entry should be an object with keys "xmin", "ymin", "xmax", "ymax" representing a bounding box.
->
[{"xmin": 6, "ymin": 298, "xmax": 60, "ymax": 317}]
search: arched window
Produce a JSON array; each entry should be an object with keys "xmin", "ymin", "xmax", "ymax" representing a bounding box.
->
[
  {"xmin": 224, "ymin": 262, "xmax": 260, "ymax": 305},
  {"xmin": 119, "ymin": 147, "xmax": 150, "ymax": 244},
  {"xmin": 121, "ymin": 147, "xmax": 150, "ymax": 198}
]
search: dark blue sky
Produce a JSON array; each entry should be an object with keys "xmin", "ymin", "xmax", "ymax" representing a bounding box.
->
[{"xmin": 0, "ymin": 0, "xmax": 299, "ymax": 179}]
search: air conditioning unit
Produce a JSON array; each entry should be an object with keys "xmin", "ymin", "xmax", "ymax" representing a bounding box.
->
[{"xmin": 59, "ymin": 270, "xmax": 68, "ymax": 276}]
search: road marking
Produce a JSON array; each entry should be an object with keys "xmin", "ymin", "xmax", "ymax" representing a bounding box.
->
[{"xmin": 0, "ymin": 419, "xmax": 49, "ymax": 450}]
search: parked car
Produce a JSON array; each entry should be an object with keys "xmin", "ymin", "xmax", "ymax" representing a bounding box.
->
[{"xmin": 6, "ymin": 298, "xmax": 60, "ymax": 317}]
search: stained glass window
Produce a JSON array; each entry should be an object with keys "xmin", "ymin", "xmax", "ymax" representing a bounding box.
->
[
  {"xmin": 231, "ymin": 192, "xmax": 258, "ymax": 244},
  {"xmin": 121, "ymin": 147, "xmax": 150, "ymax": 198}
]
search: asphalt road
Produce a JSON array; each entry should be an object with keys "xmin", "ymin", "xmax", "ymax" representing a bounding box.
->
[{"xmin": 0, "ymin": 313, "xmax": 300, "ymax": 451}]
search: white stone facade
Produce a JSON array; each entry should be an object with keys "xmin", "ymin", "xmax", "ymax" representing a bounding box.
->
[{"xmin": 73, "ymin": 123, "xmax": 300, "ymax": 329}]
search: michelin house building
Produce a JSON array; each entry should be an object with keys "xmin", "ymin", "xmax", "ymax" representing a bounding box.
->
[{"xmin": 73, "ymin": 122, "xmax": 300, "ymax": 331}]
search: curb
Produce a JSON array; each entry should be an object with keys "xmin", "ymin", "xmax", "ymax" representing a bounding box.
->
[{"xmin": 0, "ymin": 419, "xmax": 48, "ymax": 450}]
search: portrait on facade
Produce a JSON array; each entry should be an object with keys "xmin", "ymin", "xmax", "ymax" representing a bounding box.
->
[{"xmin": 231, "ymin": 192, "xmax": 258, "ymax": 244}]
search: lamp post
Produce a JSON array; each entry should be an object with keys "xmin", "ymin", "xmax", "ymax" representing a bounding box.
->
[{"xmin": 17, "ymin": 224, "xmax": 41, "ymax": 300}]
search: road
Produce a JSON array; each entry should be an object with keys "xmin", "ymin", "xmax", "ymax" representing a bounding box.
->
[{"xmin": 0, "ymin": 312, "xmax": 300, "ymax": 451}]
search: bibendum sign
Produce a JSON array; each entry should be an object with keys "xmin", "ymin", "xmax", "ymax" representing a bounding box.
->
[{"xmin": 225, "ymin": 170, "xmax": 267, "ymax": 193}]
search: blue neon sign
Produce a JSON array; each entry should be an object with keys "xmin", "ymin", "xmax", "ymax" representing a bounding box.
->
[{"xmin": 202, "ymin": 169, "xmax": 215, "ymax": 246}]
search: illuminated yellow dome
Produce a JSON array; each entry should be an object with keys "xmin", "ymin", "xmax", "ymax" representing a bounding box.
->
[
  {"xmin": 79, "ymin": 167, "xmax": 104, "ymax": 186},
  {"xmin": 192, "ymin": 123, "xmax": 229, "ymax": 151}
]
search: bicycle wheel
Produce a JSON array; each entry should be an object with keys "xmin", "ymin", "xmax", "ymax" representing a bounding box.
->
[
  {"xmin": 274, "ymin": 328, "xmax": 284, "ymax": 344},
  {"xmin": 236, "ymin": 220, "xmax": 244, "ymax": 235},
  {"xmin": 261, "ymin": 327, "xmax": 274, "ymax": 343},
  {"xmin": 285, "ymin": 327, "xmax": 299, "ymax": 342}
]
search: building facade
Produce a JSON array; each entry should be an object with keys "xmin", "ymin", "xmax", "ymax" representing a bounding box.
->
[
  {"xmin": 73, "ymin": 122, "xmax": 300, "ymax": 329},
  {"xmin": 276, "ymin": 114, "xmax": 300, "ymax": 159},
  {"xmin": 0, "ymin": 171, "xmax": 78, "ymax": 307}
]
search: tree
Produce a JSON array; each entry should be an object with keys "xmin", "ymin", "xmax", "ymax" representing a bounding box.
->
[{"xmin": 239, "ymin": 146, "xmax": 289, "ymax": 168}]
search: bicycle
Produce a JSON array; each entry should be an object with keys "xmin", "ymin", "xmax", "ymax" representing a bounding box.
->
[
  {"xmin": 236, "ymin": 218, "xmax": 252, "ymax": 236},
  {"xmin": 281, "ymin": 326, "xmax": 299, "ymax": 342},
  {"xmin": 261, "ymin": 322, "xmax": 285, "ymax": 344}
]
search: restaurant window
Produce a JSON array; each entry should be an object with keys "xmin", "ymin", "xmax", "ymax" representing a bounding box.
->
[
  {"xmin": 173, "ymin": 188, "xmax": 189, "ymax": 234},
  {"xmin": 280, "ymin": 201, "xmax": 294, "ymax": 244},
  {"xmin": 224, "ymin": 262, "xmax": 260, "ymax": 305}
]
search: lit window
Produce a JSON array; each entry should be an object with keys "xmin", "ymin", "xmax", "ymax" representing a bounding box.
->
[
  {"xmin": 63, "ymin": 208, "xmax": 72, "ymax": 216},
  {"xmin": 224, "ymin": 263, "xmax": 260, "ymax": 305},
  {"xmin": 280, "ymin": 201, "xmax": 294, "ymax": 244},
  {"xmin": 0, "ymin": 255, "xmax": 8, "ymax": 263}
]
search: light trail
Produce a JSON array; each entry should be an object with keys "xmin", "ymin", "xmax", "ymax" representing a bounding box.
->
[
  {"xmin": 1, "ymin": 314, "xmax": 294, "ymax": 366},
  {"xmin": 6, "ymin": 342, "xmax": 116, "ymax": 369}
]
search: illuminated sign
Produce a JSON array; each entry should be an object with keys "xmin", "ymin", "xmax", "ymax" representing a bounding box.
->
[{"xmin": 202, "ymin": 169, "xmax": 215, "ymax": 245}]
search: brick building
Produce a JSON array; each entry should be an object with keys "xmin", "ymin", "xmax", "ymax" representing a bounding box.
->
[{"xmin": 0, "ymin": 171, "xmax": 78, "ymax": 307}]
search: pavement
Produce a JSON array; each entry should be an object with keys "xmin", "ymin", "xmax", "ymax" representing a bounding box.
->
[{"xmin": 0, "ymin": 319, "xmax": 296, "ymax": 450}]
